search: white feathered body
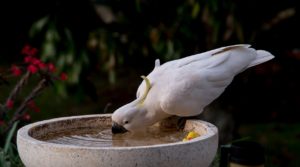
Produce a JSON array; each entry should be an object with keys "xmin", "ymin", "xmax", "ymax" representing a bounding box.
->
[
  {"xmin": 136, "ymin": 44, "xmax": 274, "ymax": 117},
  {"xmin": 111, "ymin": 44, "xmax": 274, "ymax": 132}
]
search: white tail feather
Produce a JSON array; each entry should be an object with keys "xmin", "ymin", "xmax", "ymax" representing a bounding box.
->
[{"xmin": 247, "ymin": 50, "xmax": 274, "ymax": 68}]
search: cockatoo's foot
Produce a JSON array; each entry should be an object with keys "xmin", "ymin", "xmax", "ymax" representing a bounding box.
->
[
  {"xmin": 154, "ymin": 116, "xmax": 187, "ymax": 130},
  {"xmin": 177, "ymin": 115, "xmax": 202, "ymax": 129}
]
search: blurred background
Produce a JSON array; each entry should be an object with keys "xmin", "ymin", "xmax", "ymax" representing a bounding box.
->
[{"xmin": 0, "ymin": 0, "xmax": 299, "ymax": 166}]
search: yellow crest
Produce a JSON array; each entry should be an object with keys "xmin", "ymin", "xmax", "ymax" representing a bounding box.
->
[{"xmin": 138, "ymin": 75, "xmax": 151, "ymax": 106}]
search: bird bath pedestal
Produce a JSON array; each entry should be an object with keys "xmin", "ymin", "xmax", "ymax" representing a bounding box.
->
[{"xmin": 17, "ymin": 114, "xmax": 218, "ymax": 167}]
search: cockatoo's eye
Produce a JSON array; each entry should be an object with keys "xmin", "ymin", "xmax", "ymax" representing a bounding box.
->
[{"xmin": 124, "ymin": 120, "xmax": 129, "ymax": 124}]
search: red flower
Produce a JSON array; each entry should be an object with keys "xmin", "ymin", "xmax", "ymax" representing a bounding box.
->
[
  {"xmin": 60, "ymin": 72, "xmax": 68, "ymax": 81},
  {"xmin": 6, "ymin": 99, "xmax": 14, "ymax": 109},
  {"xmin": 27, "ymin": 65, "xmax": 38, "ymax": 74},
  {"xmin": 25, "ymin": 57, "xmax": 47, "ymax": 70},
  {"xmin": 31, "ymin": 58, "xmax": 42, "ymax": 66},
  {"xmin": 33, "ymin": 107, "xmax": 40, "ymax": 113},
  {"xmin": 21, "ymin": 45, "xmax": 38, "ymax": 57},
  {"xmin": 21, "ymin": 45, "xmax": 31, "ymax": 55},
  {"xmin": 38, "ymin": 62, "xmax": 47, "ymax": 70},
  {"xmin": 27, "ymin": 100, "xmax": 35, "ymax": 108},
  {"xmin": 29, "ymin": 48, "xmax": 38, "ymax": 57},
  {"xmin": 48, "ymin": 63, "xmax": 56, "ymax": 73},
  {"xmin": 24, "ymin": 56, "xmax": 33, "ymax": 63},
  {"xmin": 27, "ymin": 100, "xmax": 40, "ymax": 113},
  {"xmin": 0, "ymin": 119, "xmax": 4, "ymax": 126},
  {"xmin": 11, "ymin": 65, "xmax": 22, "ymax": 76},
  {"xmin": 22, "ymin": 113, "xmax": 31, "ymax": 121}
]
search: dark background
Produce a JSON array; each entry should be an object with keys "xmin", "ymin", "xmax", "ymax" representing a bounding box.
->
[{"xmin": 0, "ymin": 0, "xmax": 299, "ymax": 166}]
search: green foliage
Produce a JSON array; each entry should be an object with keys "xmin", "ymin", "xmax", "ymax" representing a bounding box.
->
[
  {"xmin": 27, "ymin": 1, "xmax": 291, "ymax": 100},
  {"xmin": 239, "ymin": 123, "xmax": 300, "ymax": 167},
  {"xmin": 27, "ymin": 0, "xmax": 244, "ymax": 89},
  {"xmin": 0, "ymin": 122, "xmax": 24, "ymax": 167},
  {"xmin": 25, "ymin": 0, "xmax": 292, "ymax": 98},
  {"xmin": 29, "ymin": 16, "xmax": 89, "ymax": 96}
]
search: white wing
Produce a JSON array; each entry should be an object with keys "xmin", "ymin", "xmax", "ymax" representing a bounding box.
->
[
  {"xmin": 159, "ymin": 55, "xmax": 234, "ymax": 116},
  {"xmin": 136, "ymin": 44, "xmax": 249, "ymax": 98},
  {"xmin": 159, "ymin": 45, "xmax": 273, "ymax": 116}
]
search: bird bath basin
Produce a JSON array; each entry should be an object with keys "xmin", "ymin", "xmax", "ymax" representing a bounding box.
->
[{"xmin": 17, "ymin": 114, "xmax": 218, "ymax": 167}]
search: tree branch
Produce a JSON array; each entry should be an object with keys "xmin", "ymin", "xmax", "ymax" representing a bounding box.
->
[
  {"xmin": 4, "ymin": 78, "xmax": 48, "ymax": 133},
  {"xmin": 6, "ymin": 71, "xmax": 31, "ymax": 103},
  {"xmin": 0, "ymin": 71, "xmax": 31, "ymax": 119}
]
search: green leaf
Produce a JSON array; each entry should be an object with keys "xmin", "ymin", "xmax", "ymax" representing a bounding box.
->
[
  {"xmin": 4, "ymin": 121, "xmax": 19, "ymax": 154},
  {"xmin": 228, "ymin": 136, "xmax": 252, "ymax": 145},
  {"xmin": 192, "ymin": 3, "xmax": 200, "ymax": 18},
  {"xmin": 29, "ymin": 16, "xmax": 50, "ymax": 38},
  {"xmin": 135, "ymin": 0, "xmax": 141, "ymax": 13},
  {"xmin": 57, "ymin": 54, "xmax": 66, "ymax": 69},
  {"xmin": 108, "ymin": 70, "xmax": 116, "ymax": 85},
  {"xmin": 55, "ymin": 83, "xmax": 68, "ymax": 98},
  {"xmin": 68, "ymin": 63, "xmax": 82, "ymax": 84}
]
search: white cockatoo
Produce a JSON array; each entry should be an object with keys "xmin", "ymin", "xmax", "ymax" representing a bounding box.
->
[{"xmin": 111, "ymin": 44, "xmax": 274, "ymax": 133}]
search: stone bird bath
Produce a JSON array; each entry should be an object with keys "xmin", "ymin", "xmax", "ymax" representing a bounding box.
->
[{"xmin": 17, "ymin": 114, "xmax": 218, "ymax": 167}]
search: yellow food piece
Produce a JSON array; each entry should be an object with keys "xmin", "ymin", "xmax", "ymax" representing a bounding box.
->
[{"xmin": 183, "ymin": 131, "xmax": 200, "ymax": 141}]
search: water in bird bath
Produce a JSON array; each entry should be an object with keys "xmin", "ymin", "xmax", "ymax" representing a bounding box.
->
[{"xmin": 34, "ymin": 126, "xmax": 189, "ymax": 147}]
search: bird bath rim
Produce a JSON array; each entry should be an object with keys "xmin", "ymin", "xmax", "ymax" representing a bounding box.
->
[
  {"xmin": 17, "ymin": 114, "xmax": 218, "ymax": 150},
  {"xmin": 17, "ymin": 114, "xmax": 219, "ymax": 167}
]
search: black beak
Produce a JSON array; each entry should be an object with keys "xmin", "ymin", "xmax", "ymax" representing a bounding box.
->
[{"xmin": 112, "ymin": 122, "xmax": 128, "ymax": 134}]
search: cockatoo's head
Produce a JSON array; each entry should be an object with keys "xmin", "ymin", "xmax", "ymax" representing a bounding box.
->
[
  {"xmin": 111, "ymin": 102, "xmax": 148, "ymax": 133},
  {"xmin": 111, "ymin": 76, "xmax": 152, "ymax": 134}
]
